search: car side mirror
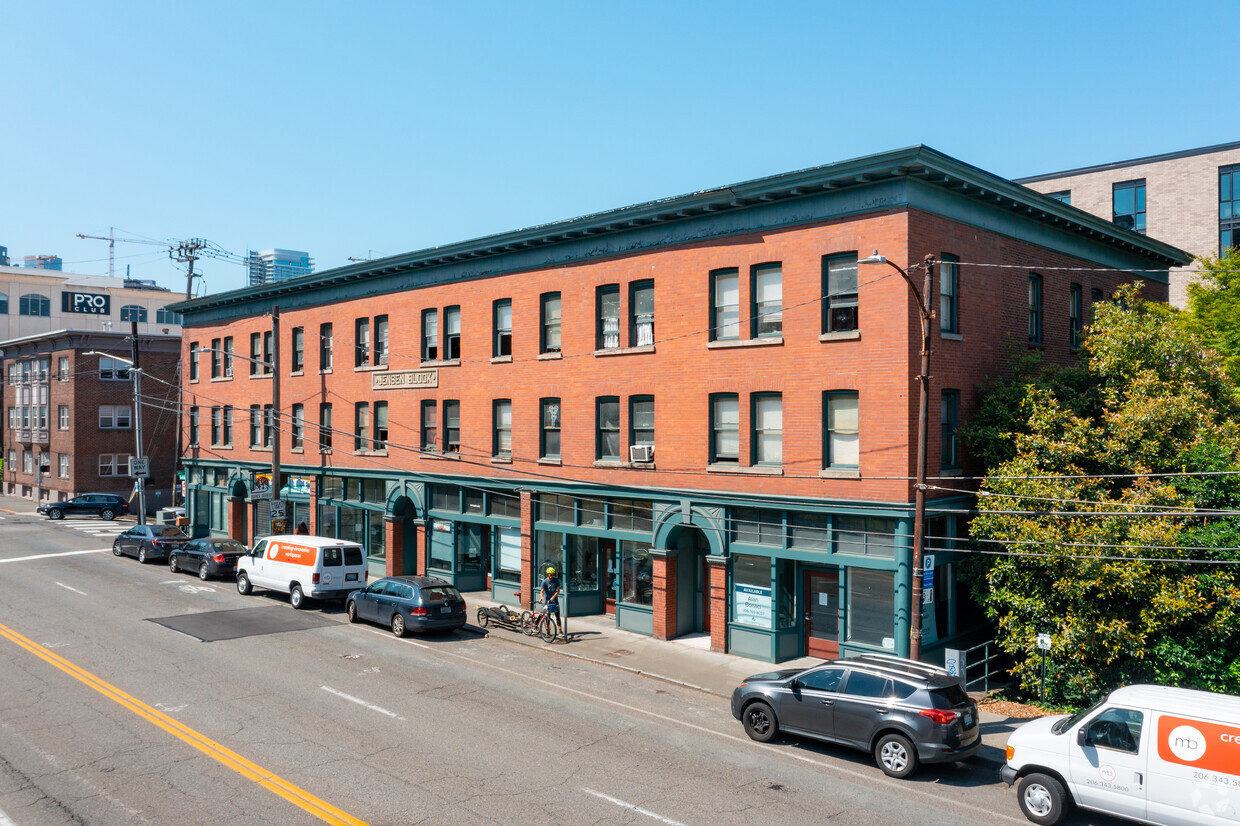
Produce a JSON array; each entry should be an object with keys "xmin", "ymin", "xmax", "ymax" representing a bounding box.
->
[
  {"xmin": 789, "ymin": 679, "xmax": 801, "ymax": 690},
  {"xmin": 1077, "ymin": 727, "xmax": 1087, "ymax": 747}
]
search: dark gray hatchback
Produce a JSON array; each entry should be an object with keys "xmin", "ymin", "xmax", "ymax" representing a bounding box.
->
[
  {"xmin": 731, "ymin": 653, "xmax": 980, "ymax": 778},
  {"xmin": 346, "ymin": 575, "xmax": 467, "ymax": 637}
]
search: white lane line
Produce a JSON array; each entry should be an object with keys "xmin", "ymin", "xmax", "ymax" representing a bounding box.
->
[
  {"xmin": 54, "ymin": 582, "xmax": 87, "ymax": 596},
  {"xmin": 370, "ymin": 632, "xmax": 1026, "ymax": 823},
  {"xmin": 0, "ymin": 549, "xmax": 111, "ymax": 564},
  {"xmin": 0, "ymin": 803, "xmax": 15, "ymax": 826},
  {"xmin": 582, "ymin": 788, "xmax": 686, "ymax": 825},
  {"xmin": 320, "ymin": 686, "xmax": 405, "ymax": 720}
]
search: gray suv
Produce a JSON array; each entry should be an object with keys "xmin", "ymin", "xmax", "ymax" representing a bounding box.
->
[{"xmin": 730, "ymin": 653, "xmax": 980, "ymax": 778}]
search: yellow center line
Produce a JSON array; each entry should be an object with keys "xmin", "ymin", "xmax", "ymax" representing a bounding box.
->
[{"xmin": 0, "ymin": 622, "xmax": 367, "ymax": 826}]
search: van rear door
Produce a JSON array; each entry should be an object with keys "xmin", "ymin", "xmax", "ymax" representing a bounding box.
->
[{"xmin": 1068, "ymin": 705, "xmax": 1148, "ymax": 821}]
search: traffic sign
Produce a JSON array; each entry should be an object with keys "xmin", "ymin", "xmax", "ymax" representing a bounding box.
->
[{"xmin": 130, "ymin": 457, "xmax": 150, "ymax": 478}]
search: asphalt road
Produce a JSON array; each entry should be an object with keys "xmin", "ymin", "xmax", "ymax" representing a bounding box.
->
[{"xmin": 0, "ymin": 510, "xmax": 1124, "ymax": 826}]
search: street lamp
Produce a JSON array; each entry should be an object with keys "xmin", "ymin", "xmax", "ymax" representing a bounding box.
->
[
  {"xmin": 857, "ymin": 251, "xmax": 936, "ymax": 661},
  {"xmin": 84, "ymin": 350, "xmax": 147, "ymax": 525}
]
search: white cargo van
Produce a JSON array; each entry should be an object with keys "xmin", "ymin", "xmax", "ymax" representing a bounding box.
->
[
  {"xmin": 236, "ymin": 535, "xmax": 368, "ymax": 609},
  {"xmin": 1002, "ymin": 683, "xmax": 1240, "ymax": 825}
]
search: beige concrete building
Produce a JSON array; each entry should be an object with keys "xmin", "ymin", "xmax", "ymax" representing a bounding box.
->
[
  {"xmin": 1017, "ymin": 140, "xmax": 1240, "ymax": 308},
  {"xmin": 0, "ymin": 266, "xmax": 184, "ymax": 342}
]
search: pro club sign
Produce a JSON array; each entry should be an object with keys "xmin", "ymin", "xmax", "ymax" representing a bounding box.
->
[{"xmin": 61, "ymin": 291, "xmax": 111, "ymax": 315}]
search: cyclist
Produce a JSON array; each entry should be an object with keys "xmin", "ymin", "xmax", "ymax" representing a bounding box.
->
[{"xmin": 540, "ymin": 566, "xmax": 562, "ymax": 638}]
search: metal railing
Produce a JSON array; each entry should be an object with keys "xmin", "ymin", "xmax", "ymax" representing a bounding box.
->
[{"xmin": 961, "ymin": 639, "xmax": 1013, "ymax": 693}]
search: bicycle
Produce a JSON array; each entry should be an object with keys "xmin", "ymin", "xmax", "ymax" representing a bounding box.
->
[{"xmin": 520, "ymin": 600, "xmax": 561, "ymax": 643}]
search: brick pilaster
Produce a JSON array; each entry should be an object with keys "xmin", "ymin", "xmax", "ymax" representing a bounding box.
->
[
  {"xmin": 651, "ymin": 547, "xmax": 678, "ymax": 640},
  {"xmin": 708, "ymin": 554, "xmax": 729, "ymax": 653},
  {"xmin": 384, "ymin": 514, "xmax": 403, "ymax": 576}
]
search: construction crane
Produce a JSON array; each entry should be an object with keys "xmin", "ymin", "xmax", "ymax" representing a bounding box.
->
[
  {"xmin": 76, "ymin": 228, "xmax": 175, "ymax": 280},
  {"xmin": 77, "ymin": 230, "xmax": 244, "ymax": 299}
]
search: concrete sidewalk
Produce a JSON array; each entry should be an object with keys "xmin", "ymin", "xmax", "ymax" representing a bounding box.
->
[{"xmin": 460, "ymin": 590, "xmax": 1028, "ymax": 769}]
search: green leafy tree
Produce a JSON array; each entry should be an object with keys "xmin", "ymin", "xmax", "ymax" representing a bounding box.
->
[
  {"xmin": 962, "ymin": 284, "xmax": 1240, "ymax": 707},
  {"xmin": 1185, "ymin": 248, "xmax": 1240, "ymax": 387}
]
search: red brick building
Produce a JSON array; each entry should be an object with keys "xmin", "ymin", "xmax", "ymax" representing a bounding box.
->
[
  {"xmin": 171, "ymin": 146, "xmax": 1188, "ymax": 663},
  {"xmin": 1, "ymin": 330, "xmax": 181, "ymax": 512}
]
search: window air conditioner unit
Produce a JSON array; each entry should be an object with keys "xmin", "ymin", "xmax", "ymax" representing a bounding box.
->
[{"xmin": 629, "ymin": 444, "xmax": 654, "ymax": 463}]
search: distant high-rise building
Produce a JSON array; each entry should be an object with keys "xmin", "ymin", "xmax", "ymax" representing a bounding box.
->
[
  {"xmin": 246, "ymin": 249, "xmax": 313, "ymax": 286},
  {"xmin": 23, "ymin": 255, "xmax": 62, "ymax": 271},
  {"xmin": 0, "ymin": 246, "xmax": 9, "ymax": 266}
]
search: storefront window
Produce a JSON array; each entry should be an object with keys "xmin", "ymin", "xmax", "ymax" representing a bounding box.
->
[
  {"xmin": 620, "ymin": 542, "xmax": 652, "ymax": 606},
  {"xmin": 734, "ymin": 508, "xmax": 782, "ymax": 546},
  {"xmin": 322, "ymin": 476, "xmax": 344, "ymax": 500},
  {"xmin": 611, "ymin": 500, "xmax": 653, "ymax": 532},
  {"xmin": 536, "ymin": 531, "xmax": 563, "ymax": 595},
  {"xmin": 193, "ymin": 489, "xmax": 210, "ymax": 530},
  {"xmin": 459, "ymin": 524, "xmax": 483, "ymax": 571},
  {"xmin": 430, "ymin": 519, "xmax": 453, "ymax": 567},
  {"xmin": 465, "ymin": 490, "xmax": 484, "ymax": 514},
  {"xmin": 362, "ymin": 478, "xmax": 386, "ymax": 504},
  {"xmin": 733, "ymin": 554, "xmax": 772, "ymax": 628},
  {"xmin": 317, "ymin": 503, "xmax": 338, "ymax": 537},
  {"xmin": 339, "ymin": 507, "xmax": 366, "ymax": 547},
  {"xmin": 432, "ymin": 485, "xmax": 458, "ymax": 512},
  {"xmin": 777, "ymin": 558, "xmax": 797, "ymax": 629},
  {"xmin": 834, "ymin": 517, "xmax": 897, "ymax": 558},
  {"xmin": 847, "ymin": 568, "xmax": 895, "ymax": 649},
  {"xmin": 580, "ymin": 497, "xmax": 605, "ymax": 528},
  {"xmin": 488, "ymin": 490, "xmax": 520, "ymax": 518},
  {"xmin": 368, "ymin": 514, "xmax": 385, "ymax": 573},
  {"xmin": 568, "ymin": 534, "xmax": 600, "ymax": 592},
  {"xmin": 495, "ymin": 527, "xmax": 521, "ymax": 584}
]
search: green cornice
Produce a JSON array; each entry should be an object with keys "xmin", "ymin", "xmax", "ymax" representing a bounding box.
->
[{"xmin": 171, "ymin": 145, "xmax": 1192, "ymax": 325}]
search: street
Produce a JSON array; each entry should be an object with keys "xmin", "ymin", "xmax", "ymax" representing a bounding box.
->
[{"xmin": 0, "ymin": 510, "xmax": 1122, "ymax": 825}]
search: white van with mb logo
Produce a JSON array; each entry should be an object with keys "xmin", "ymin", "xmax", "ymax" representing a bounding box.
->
[
  {"xmin": 1003, "ymin": 683, "xmax": 1240, "ymax": 825},
  {"xmin": 236, "ymin": 535, "xmax": 368, "ymax": 609}
]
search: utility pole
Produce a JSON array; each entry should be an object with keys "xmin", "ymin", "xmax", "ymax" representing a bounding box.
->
[
  {"xmin": 171, "ymin": 239, "xmax": 206, "ymax": 300},
  {"xmin": 270, "ymin": 306, "xmax": 282, "ymax": 533},
  {"xmin": 130, "ymin": 321, "xmax": 147, "ymax": 525}
]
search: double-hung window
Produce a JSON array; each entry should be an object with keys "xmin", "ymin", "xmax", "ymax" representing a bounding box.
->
[
  {"xmin": 222, "ymin": 406, "xmax": 233, "ymax": 446},
  {"xmin": 541, "ymin": 398, "xmax": 561, "ymax": 459},
  {"xmin": 250, "ymin": 333, "xmax": 263, "ymax": 376},
  {"xmin": 189, "ymin": 343, "xmax": 200, "ymax": 380},
  {"xmin": 630, "ymin": 281, "xmax": 654, "ymax": 346},
  {"xmin": 1028, "ymin": 273, "xmax": 1043, "ymax": 345},
  {"xmin": 262, "ymin": 404, "xmax": 273, "ymax": 447},
  {"xmin": 493, "ymin": 299, "xmax": 512, "ymax": 357},
  {"xmin": 941, "ymin": 390, "xmax": 959, "ymax": 470},
  {"xmin": 825, "ymin": 392, "xmax": 859, "ymax": 468},
  {"xmin": 712, "ymin": 269, "xmax": 740, "ymax": 340},
  {"xmin": 291, "ymin": 404, "xmax": 304, "ymax": 449},
  {"xmin": 374, "ymin": 401, "xmax": 388, "ymax": 450},
  {"xmin": 1113, "ymin": 179, "xmax": 1146, "ymax": 234},
  {"xmin": 189, "ymin": 407, "xmax": 199, "ymax": 445},
  {"xmin": 320, "ymin": 323, "xmax": 333, "ymax": 371},
  {"xmin": 541, "ymin": 293, "xmax": 561, "ymax": 354},
  {"xmin": 58, "ymin": 405, "xmax": 69, "ymax": 429},
  {"xmin": 375, "ymin": 316, "xmax": 389, "ymax": 366},
  {"xmin": 630, "ymin": 396, "xmax": 654, "ymax": 449},
  {"xmin": 1069, "ymin": 283, "xmax": 1082, "ymax": 348},
  {"xmin": 422, "ymin": 309, "xmax": 439, "ymax": 361},
  {"xmin": 99, "ymin": 405, "xmax": 131, "ymax": 429},
  {"xmin": 291, "ymin": 327, "xmax": 304, "ymax": 372},
  {"xmin": 444, "ymin": 401, "xmax": 461, "ymax": 453},
  {"xmin": 210, "ymin": 338, "xmax": 221, "ymax": 378},
  {"xmin": 421, "ymin": 400, "xmax": 438, "ymax": 452},
  {"xmin": 752, "ymin": 393, "xmax": 782, "ymax": 466},
  {"xmin": 222, "ymin": 336, "xmax": 234, "ymax": 377},
  {"xmin": 823, "ymin": 254, "xmax": 858, "ymax": 332},
  {"xmin": 596, "ymin": 397, "xmax": 620, "ymax": 461},
  {"xmin": 711, "ymin": 394, "xmax": 740, "ymax": 464},
  {"xmin": 445, "ymin": 306, "xmax": 461, "ymax": 360},
  {"xmin": 319, "ymin": 403, "xmax": 332, "ymax": 450},
  {"xmin": 249, "ymin": 405, "xmax": 262, "ymax": 446},
  {"xmin": 597, "ymin": 286, "xmax": 620, "ymax": 350},
  {"xmin": 355, "ymin": 318, "xmax": 370, "ymax": 367},
  {"xmin": 940, "ymin": 253, "xmax": 958, "ymax": 334},
  {"xmin": 354, "ymin": 402, "xmax": 370, "ymax": 452},
  {"xmin": 211, "ymin": 407, "xmax": 221, "ymax": 445},
  {"xmin": 493, "ymin": 399, "xmax": 511, "ymax": 457},
  {"xmin": 751, "ymin": 264, "xmax": 782, "ymax": 338}
]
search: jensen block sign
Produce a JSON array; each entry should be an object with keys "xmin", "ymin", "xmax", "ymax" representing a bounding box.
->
[
  {"xmin": 62, "ymin": 291, "xmax": 110, "ymax": 315},
  {"xmin": 372, "ymin": 369, "xmax": 438, "ymax": 390}
]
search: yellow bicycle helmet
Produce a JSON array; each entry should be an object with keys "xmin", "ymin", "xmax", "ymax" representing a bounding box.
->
[{"xmin": 546, "ymin": 566, "xmax": 556, "ymax": 575}]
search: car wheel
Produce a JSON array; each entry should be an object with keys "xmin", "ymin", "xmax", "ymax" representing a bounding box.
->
[
  {"xmin": 169, "ymin": 555, "xmax": 178, "ymax": 573},
  {"xmin": 391, "ymin": 612, "xmax": 407, "ymax": 638},
  {"xmin": 138, "ymin": 548, "xmax": 148, "ymax": 564},
  {"xmin": 290, "ymin": 584, "xmax": 306, "ymax": 609},
  {"xmin": 1017, "ymin": 772, "xmax": 1071, "ymax": 826},
  {"xmin": 48, "ymin": 508, "xmax": 64, "ymax": 520},
  {"xmin": 477, "ymin": 607, "xmax": 490, "ymax": 628},
  {"xmin": 112, "ymin": 541, "xmax": 123, "ymax": 556},
  {"xmin": 100, "ymin": 508, "xmax": 116, "ymax": 520},
  {"xmin": 875, "ymin": 733, "xmax": 919, "ymax": 779},
  {"xmin": 199, "ymin": 563, "xmax": 210, "ymax": 581},
  {"xmin": 742, "ymin": 701, "xmax": 778, "ymax": 743},
  {"xmin": 347, "ymin": 601, "xmax": 359, "ymax": 623},
  {"xmin": 236, "ymin": 572, "xmax": 252, "ymax": 595}
]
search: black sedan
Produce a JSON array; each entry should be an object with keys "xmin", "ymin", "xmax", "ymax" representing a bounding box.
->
[
  {"xmin": 112, "ymin": 525, "xmax": 190, "ymax": 564},
  {"xmin": 39, "ymin": 493, "xmax": 129, "ymax": 521},
  {"xmin": 346, "ymin": 575, "xmax": 467, "ymax": 637},
  {"xmin": 169, "ymin": 537, "xmax": 248, "ymax": 580}
]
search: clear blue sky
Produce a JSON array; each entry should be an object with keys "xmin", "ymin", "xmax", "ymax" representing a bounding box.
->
[{"xmin": 5, "ymin": 1, "xmax": 1236, "ymax": 295}]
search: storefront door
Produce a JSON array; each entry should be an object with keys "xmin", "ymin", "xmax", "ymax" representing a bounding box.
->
[{"xmin": 804, "ymin": 569, "xmax": 840, "ymax": 658}]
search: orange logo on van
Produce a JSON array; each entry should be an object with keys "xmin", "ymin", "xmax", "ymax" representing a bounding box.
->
[
  {"xmin": 267, "ymin": 543, "xmax": 315, "ymax": 566},
  {"xmin": 1158, "ymin": 714, "xmax": 1240, "ymax": 775}
]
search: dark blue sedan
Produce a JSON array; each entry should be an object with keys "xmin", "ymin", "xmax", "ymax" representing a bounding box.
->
[{"xmin": 346, "ymin": 575, "xmax": 467, "ymax": 637}]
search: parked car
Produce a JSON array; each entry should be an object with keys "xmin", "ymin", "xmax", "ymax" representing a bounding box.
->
[
  {"xmin": 169, "ymin": 537, "xmax": 248, "ymax": 581},
  {"xmin": 346, "ymin": 575, "xmax": 467, "ymax": 637},
  {"xmin": 112, "ymin": 525, "xmax": 190, "ymax": 563},
  {"xmin": 730, "ymin": 653, "xmax": 980, "ymax": 778},
  {"xmin": 236, "ymin": 535, "xmax": 367, "ymax": 609},
  {"xmin": 39, "ymin": 493, "xmax": 130, "ymax": 521}
]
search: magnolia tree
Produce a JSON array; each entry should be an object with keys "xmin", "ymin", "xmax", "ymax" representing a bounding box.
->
[{"xmin": 963, "ymin": 284, "xmax": 1240, "ymax": 707}]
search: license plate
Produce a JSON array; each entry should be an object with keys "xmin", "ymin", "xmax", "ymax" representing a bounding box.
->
[
  {"xmin": 346, "ymin": 573, "xmax": 358, "ymax": 581},
  {"xmin": 440, "ymin": 606, "xmax": 452, "ymax": 614},
  {"xmin": 964, "ymin": 713, "xmax": 974, "ymax": 727}
]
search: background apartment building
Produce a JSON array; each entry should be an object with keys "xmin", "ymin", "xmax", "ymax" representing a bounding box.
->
[
  {"xmin": 1017, "ymin": 140, "xmax": 1240, "ymax": 308},
  {"xmin": 245, "ymin": 249, "xmax": 314, "ymax": 286},
  {"xmin": 172, "ymin": 145, "xmax": 1186, "ymax": 664}
]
